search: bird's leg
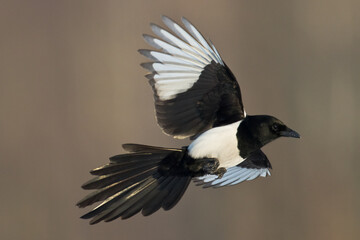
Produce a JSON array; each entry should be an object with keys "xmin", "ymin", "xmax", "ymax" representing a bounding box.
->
[
  {"xmin": 186, "ymin": 157, "xmax": 226, "ymax": 178},
  {"xmin": 201, "ymin": 158, "xmax": 219, "ymax": 173},
  {"xmin": 186, "ymin": 157, "xmax": 220, "ymax": 176},
  {"xmin": 187, "ymin": 158, "xmax": 218, "ymax": 172}
]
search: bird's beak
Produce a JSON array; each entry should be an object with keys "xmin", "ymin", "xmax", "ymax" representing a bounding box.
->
[{"xmin": 280, "ymin": 127, "xmax": 300, "ymax": 138}]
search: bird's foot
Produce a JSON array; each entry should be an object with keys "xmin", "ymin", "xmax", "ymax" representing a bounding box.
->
[
  {"xmin": 187, "ymin": 158, "xmax": 220, "ymax": 177},
  {"xmin": 213, "ymin": 167, "xmax": 227, "ymax": 178},
  {"xmin": 200, "ymin": 159, "xmax": 226, "ymax": 178}
]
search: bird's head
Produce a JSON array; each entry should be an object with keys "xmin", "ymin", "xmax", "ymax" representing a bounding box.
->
[
  {"xmin": 253, "ymin": 115, "xmax": 300, "ymax": 142},
  {"xmin": 237, "ymin": 115, "xmax": 300, "ymax": 158}
]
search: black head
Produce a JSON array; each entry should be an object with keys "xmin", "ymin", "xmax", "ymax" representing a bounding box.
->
[{"xmin": 237, "ymin": 115, "xmax": 300, "ymax": 158}]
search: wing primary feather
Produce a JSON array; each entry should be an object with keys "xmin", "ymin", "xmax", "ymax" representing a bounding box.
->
[
  {"xmin": 225, "ymin": 171, "xmax": 255, "ymax": 186},
  {"xmin": 150, "ymin": 23, "xmax": 211, "ymax": 63},
  {"xmin": 143, "ymin": 34, "xmax": 198, "ymax": 61},
  {"xmin": 162, "ymin": 16, "xmax": 204, "ymax": 51},
  {"xmin": 208, "ymin": 38, "xmax": 224, "ymax": 65},
  {"xmin": 140, "ymin": 62, "xmax": 156, "ymax": 71},
  {"xmin": 152, "ymin": 62, "xmax": 203, "ymax": 72},
  {"xmin": 161, "ymin": 16, "xmax": 214, "ymax": 61},
  {"xmin": 181, "ymin": 17, "xmax": 221, "ymax": 64},
  {"xmin": 139, "ymin": 49, "xmax": 204, "ymax": 68},
  {"xmin": 246, "ymin": 170, "xmax": 262, "ymax": 181},
  {"xmin": 218, "ymin": 170, "xmax": 256, "ymax": 186}
]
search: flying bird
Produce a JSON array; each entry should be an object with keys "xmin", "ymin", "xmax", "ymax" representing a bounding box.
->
[{"xmin": 77, "ymin": 16, "xmax": 300, "ymax": 224}]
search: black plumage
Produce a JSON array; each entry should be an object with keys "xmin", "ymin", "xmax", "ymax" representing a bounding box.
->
[{"xmin": 77, "ymin": 15, "xmax": 299, "ymax": 224}]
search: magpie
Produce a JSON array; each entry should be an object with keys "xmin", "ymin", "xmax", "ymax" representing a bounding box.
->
[{"xmin": 77, "ymin": 16, "xmax": 300, "ymax": 224}]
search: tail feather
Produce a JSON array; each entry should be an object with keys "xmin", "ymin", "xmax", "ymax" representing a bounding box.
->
[
  {"xmin": 141, "ymin": 176, "xmax": 182, "ymax": 216},
  {"xmin": 109, "ymin": 176, "xmax": 173, "ymax": 220},
  {"xmin": 82, "ymin": 164, "xmax": 159, "ymax": 189},
  {"xmin": 90, "ymin": 160, "xmax": 160, "ymax": 176},
  {"xmin": 102, "ymin": 176, "xmax": 168, "ymax": 222},
  {"xmin": 162, "ymin": 176, "xmax": 191, "ymax": 210},
  {"xmin": 109, "ymin": 152, "xmax": 169, "ymax": 163},
  {"xmin": 77, "ymin": 144, "xmax": 192, "ymax": 223},
  {"xmin": 122, "ymin": 143, "xmax": 181, "ymax": 153},
  {"xmin": 76, "ymin": 169, "xmax": 156, "ymax": 207},
  {"xmin": 80, "ymin": 180, "xmax": 145, "ymax": 220},
  {"xmin": 88, "ymin": 178, "xmax": 160, "ymax": 224}
]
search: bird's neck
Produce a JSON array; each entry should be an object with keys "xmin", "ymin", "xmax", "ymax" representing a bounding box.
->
[{"xmin": 236, "ymin": 115, "xmax": 272, "ymax": 158}]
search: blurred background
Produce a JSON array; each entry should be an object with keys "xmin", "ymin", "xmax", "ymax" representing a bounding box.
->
[{"xmin": 1, "ymin": 0, "xmax": 359, "ymax": 239}]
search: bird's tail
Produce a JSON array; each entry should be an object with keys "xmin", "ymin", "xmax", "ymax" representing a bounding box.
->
[{"xmin": 76, "ymin": 144, "xmax": 192, "ymax": 224}]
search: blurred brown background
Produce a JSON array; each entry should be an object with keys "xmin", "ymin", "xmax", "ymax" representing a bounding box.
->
[{"xmin": 1, "ymin": 0, "xmax": 359, "ymax": 239}]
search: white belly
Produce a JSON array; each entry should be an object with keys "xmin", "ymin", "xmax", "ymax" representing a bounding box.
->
[{"xmin": 188, "ymin": 121, "xmax": 244, "ymax": 168}]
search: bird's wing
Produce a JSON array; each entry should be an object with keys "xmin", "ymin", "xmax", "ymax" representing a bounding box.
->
[
  {"xmin": 194, "ymin": 150, "xmax": 272, "ymax": 188},
  {"xmin": 140, "ymin": 16, "xmax": 245, "ymax": 139}
]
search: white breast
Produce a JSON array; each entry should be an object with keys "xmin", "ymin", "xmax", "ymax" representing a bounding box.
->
[{"xmin": 188, "ymin": 121, "xmax": 244, "ymax": 168}]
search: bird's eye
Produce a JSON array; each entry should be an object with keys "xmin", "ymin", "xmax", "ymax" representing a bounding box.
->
[{"xmin": 272, "ymin": 123, "xmax": 279, "ymax": 132}]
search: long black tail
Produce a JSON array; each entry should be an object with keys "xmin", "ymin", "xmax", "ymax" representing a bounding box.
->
[{"xmin": 77, "ymin": 144, "xmax": 192, "ymax": 224}]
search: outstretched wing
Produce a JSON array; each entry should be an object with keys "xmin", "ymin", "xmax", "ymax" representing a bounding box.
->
[
  {"xmin": 140, "ymin": 16, "xmax": 245, "ymax": 139},
  {"xmin": 194, "ymin": 150, "xmax": 272, "ymax": 188}
]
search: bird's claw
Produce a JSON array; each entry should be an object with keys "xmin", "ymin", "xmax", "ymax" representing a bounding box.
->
[
  {"xmin": 214, "ymin": 167, "xmax": 227, "ymax": 178},
  {"xmin": 202, "ymin": 160, "xmax": 226, "ymax": 178}
]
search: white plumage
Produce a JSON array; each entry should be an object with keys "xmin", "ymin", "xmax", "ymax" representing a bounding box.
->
[{"xmin": 188, "ymin": 121, "xmax": 243, "ymax": 168}]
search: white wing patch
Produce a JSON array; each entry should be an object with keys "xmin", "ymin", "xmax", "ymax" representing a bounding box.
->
[
  {"xmin": 140, "ymin": 16, "xmax": 225, "ymax": 101},
  {"xmin": 194, "ymin": 167, "xmax": 271, "ymax": 188}
]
